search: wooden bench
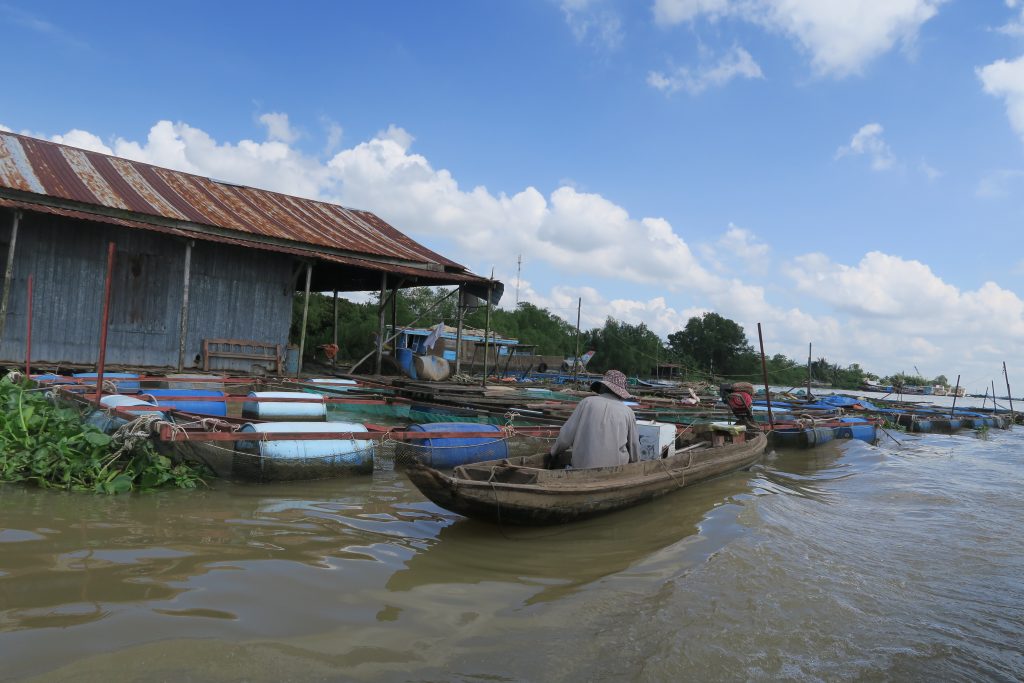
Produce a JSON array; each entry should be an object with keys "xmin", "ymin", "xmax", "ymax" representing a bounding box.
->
[{"xmin": 203, "ymin": 339, "xmax": 283, "ymax": 374}]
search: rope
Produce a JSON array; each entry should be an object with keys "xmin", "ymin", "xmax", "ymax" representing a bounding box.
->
[{"xmin": 108, "ymin": 412, "xmax": 165, "ymax": 460}]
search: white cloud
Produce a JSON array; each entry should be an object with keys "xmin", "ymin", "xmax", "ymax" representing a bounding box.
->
[
  {"xmin": 652, "ymin": 0, "xmax": 946, "ymax": 78},
  {"xmin": 700, "ymin": 224, "xmax": 771, "ymax": 275},
  {"xmin": 997, "ymin": 0, "xmax": 1024, "ymax": 35},
  {"xmin": 560, "ymin": 0, "xmax": 624, "ymax": 50},
  {"xmin": 919, "ymin": 160, "xmax": 941, "ymax": 180},
  {"xmin": 49, "ymin": 129, "xmax": 114, "ymax": 155},
  {"xmin": 835, "ymin": 123, "xmax": 896, "ymax": 171},
  {"xmin": 976, "ymin": 169, "xmax": 1024, "ymax": 198},
  {"xmin": 258, "ymin": 112, "xmax": 299, "ymax": 144},
  {"xmin": 0, "ymin": 123, "xmax": 11, "ymax": 132},
  {"xmin": 647, "ymin": 45, "xmax": 763, "ymax": 95},
  {"xmin": 978, "ymin": 56, "xmax": 1024, "ymax": 145}
]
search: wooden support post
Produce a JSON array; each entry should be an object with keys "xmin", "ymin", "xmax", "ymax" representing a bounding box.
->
[
  {"xmin": 454, "ymin": 285, "xmax": 464, "ymax": 375},
  {"xmin": 806, "ymin": 342, "xmax": 812, "ymax": 397},
  {"xmin": 390, "ymin": 282, "xmax": 399, "ymax": 363},
  {"xmin": 993, "ymin": 380, "xmax": 999, "ymax": 413},
  {"xmin": 95, "ymin": 242, "xmax": 116, "ymax": 403},
  {"xmin": 332, "ymin": 288, "xmax": 339, "ymax": 370},
  {"xmin": 482, "ymin": 281, "xmax": 493, "ymax": 387},
  {"xmin": 1004, "ymin": 361, "xmax": 1014, "ymax": 425},
  {"xmin": 572, "ymin": 297, "xmax": 582, "ymax": 384},
  {"xmin": 757, "ymin": 322, "xmax": 774, "ymax": 430},
  {"xmin": 177, "ymin": 240, "xmax": 193, "ymax": 371},
  {"xmin": 949, "ymin": 374, "xmax": 960, "ymax": 418},
  {"xmin": 375, "ymin": 273, "xmax": 387, "ymax": 375},
  {"xmin": 0, "ymin": 209, "xmax": 21, "ymax": 344},
  {"xmin": 24, "ymin": 274, "xmax": 33, "ymax": 377},
  {"xmin": 297, "ymin": 262, "xmax": 312, "ymax": 378}
]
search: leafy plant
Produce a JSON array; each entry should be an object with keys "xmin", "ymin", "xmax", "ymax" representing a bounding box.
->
[{"xmin": 0, "ymin": 377, "xmax": 206, "ymax": 494}]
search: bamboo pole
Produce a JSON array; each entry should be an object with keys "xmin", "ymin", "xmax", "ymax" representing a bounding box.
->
[
  {"xmin": 757, "ymin": 322, "xmax": 774, "ymax": 429},
  {"xmin": 949, "ymin": 374, "xmax": 960, "ymax": 418},
  {"xmin": 981, "ymin": 386, "xmax": 989, "ymax": 411},
  {"xmin": 297, "ymin": 263, "xmax": 312, "ymax": 378},
  {"xmin": 1004, "ymin": 362, "xmax": 1014, "ymax": 425},
  {"xmin": 482, "ymin": 281, "xmax": 493, "ymax": 387},
  {"xmin": 332, "ymin": 289, "xmax": 339, "ymax": 370},
  {"xmin": 0, "ymin": 209, "xmax": 21, "ymax": 344},
  {"xmin": 572, "ymin": 297, "xmax": 582, "ymax": 384},
  {"xmin": 95, "ymin": 242, "xmax": 116, "ymax": 403},
  {"xmin": 177, "ymin": 240, "xmax": 193, "ymax": 371},
  {"xmin": 454, "ymin": 285, "xmax": 464, "ymax": 375},
  {"xmin": 375, "ymin": 273, "xmax": 387, "ymax": 375},
  {"xmin": 806, "ymin": 342, "xmax": 812, "ymax": 397},
  {"xmin": 993, "ymin": 380, "xmax": 999, "ymax": 413},
  {"xmin": 24, "ymin": 274, "xmax": 33, "ymax": 377}
]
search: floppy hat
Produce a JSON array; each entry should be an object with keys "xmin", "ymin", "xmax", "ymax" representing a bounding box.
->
[{"xmin": 591, "ymin": 369, "xmax": 633, "ymax": 400}]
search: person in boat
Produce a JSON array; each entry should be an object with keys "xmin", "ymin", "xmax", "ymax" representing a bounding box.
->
[
  {"xmin": 724, "ymin": 382, "xmax": 758, "ymax": 430},
  {"xmin": 549, "ymin": 369, "xmax": 641, "ymax": 469}
]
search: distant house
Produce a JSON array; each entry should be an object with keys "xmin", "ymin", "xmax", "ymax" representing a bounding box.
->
[{"xmin": 0, "ymin": 131, "xmax": 494, "ymax": 373}]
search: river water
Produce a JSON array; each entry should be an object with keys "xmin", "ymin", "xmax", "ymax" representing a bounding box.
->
[{"xmin": 2, "ymin": 405, "xmax": 1023, "ymax": 681}]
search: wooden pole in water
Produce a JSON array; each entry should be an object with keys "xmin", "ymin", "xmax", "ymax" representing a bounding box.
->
[
  {"xmin": 1004, "ymin": 362, "xmax": 1015, "ymax": 425},
  {"xmin": 992, "ymin": 380, "xmax": 999, "ymax": 413},
  {"xmin": 177, "ymin": 240, "xmax": 193, "ymax": 371},
  {"xmin": 95, "ymin": 242, "xmax": 116, "ymax": 404},
  {"xmin": 332, "ymin": 289, "xmax": 338, "ymax": 371},
  {"xmin": 949, "ymin": 374, "xmax": 960, "ymax": 418},
  {"xmin": 0, "ymin": 209, "xmax": 21, "ymax": 344},
  {"xmin": 573, "ymin": 297, "xmax": 582, "ymax": 384},
  {"xmin": 757, "ymin": 322, "xmax": 774, "ymax": 430},
  {"xmin": 482, "ymin": 281, "xmax": 493, "ymax": 387},
  {"xmin": 981, "ymin": 386, "xmax": 989, "ymax": 411},
  {"xmin": 806, "ymin": 342, "xmax": 812, "ymax": 397},
  {"xmin": 24, "ymin": 274, "xmax": 32, "ymax": 378},
  {"xmin": 454, "ymin": 285, "xmax": 464, "ymax": 375},
  {"xmin": 297, "ymin": 263, "xmax": 312, "ymax": 378},
  {"xmin": 375, "ymin": 273, "xmax": 387, "ymax": 375}
]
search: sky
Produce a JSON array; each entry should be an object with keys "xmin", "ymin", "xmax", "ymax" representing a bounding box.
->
[{"xmin": 2, "ymin": 0, "xmax": 1024, "ymax": 391}]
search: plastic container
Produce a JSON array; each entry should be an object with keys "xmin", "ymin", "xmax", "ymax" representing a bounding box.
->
[
  {"xmin": 404, "ymin": 422, "xmax": 508, "ymax": 468},
  {"xmin": 308, "ymin": 378, "xmax": 358, "ymax": 386},
  {"xmin": 396, "ymin": 348, "xmax": 417, "ymax": 379},
  {"xmin": 235, "ymin": 421, "xmax": 373, "ymax": 465},
  {"xmin": 73, "ymin": 372, "xmax": 140, "ymax": 391},
  {"xmin": 242, "ymin": 391, "xmax": 326, "ymax": 421},
  {"xmin": 636, "ymin": 420, "xmax": 676, "ymax": 460},
  {"xmin": 141, "ymin": 389, "xmax": 227, "ymax": 417},
  {"xmin": 85, "ymin": 395, "xmax": 163, "ymax": 434}
]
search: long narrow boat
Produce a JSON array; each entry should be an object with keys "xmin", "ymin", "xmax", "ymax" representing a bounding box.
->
[{"xmin": 405, "ymin": 431, "xmax": 767, "ymax": 525}]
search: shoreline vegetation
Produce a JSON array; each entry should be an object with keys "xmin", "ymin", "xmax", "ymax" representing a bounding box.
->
[
  {"xmin": 0, "ymin": 377, "xmax": 206, "ymax": 494},
  {"xmin": 292, "ymin": 289, "xmax": 957, "ymax": 392}
]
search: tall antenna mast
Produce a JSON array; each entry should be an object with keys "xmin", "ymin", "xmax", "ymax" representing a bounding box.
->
[{"xmin": 515, "ymin": 254, "xmax": 522, "ymax": 305}]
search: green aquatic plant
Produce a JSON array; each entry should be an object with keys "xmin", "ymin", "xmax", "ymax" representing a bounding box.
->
[{"xmin": 0, "ymin": 377, "xmax": 206, "ymax": 494}]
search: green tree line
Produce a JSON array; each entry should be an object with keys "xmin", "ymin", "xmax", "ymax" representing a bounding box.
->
[{"xmin": 290, "ymin": 288, "xmax": 935, "ymax": 390}]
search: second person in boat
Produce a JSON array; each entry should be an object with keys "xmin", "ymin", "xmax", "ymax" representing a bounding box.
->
[{"xmin": 549, "ymin": 369, "xmax": 641, "ymax": 469}]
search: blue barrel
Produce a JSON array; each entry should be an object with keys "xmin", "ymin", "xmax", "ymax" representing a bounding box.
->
[
  {"xmin": 141, "ymin": 389, "xmax": 227, "ymax": 417},
  {"xmin": 74, "ymin": 372, "xmax": 140, "ymax": 391},
  {"xmin": 396, "ymin": 348, "xmax": 417, "ymax": 379},
  {"xmin": 406, "ymin": 422, "xmax": 508, "ymax": 468},
  {"xmin": 85, "ymin": 395, "xmax": 163, "ymax": 434}
]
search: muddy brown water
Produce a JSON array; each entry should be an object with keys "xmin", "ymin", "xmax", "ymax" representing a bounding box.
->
[{"xmin": 2, "ymin": 422, "xmax": 1023, "ymax": 681}]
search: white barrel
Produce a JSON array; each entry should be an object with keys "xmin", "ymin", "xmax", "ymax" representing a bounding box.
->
[
  {"xmin": 242, "ymin": 391, "xmax": 326, "ymax": 421},
  {"xmin": 236, "ymin": 421, "xmax": 373, "ymax": 464},
  {"xmin": 85, "ymin": 395, "xmax": 164, "ymax": 433},
  {"xmin": 308, "ymin": 378, "xmax": 358, "ymax": 386}
]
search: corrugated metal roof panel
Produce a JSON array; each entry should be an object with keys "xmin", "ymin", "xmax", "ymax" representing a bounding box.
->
[{"xmin": 0, "ymin": 130, "xmax": 473, "ymax": 274}]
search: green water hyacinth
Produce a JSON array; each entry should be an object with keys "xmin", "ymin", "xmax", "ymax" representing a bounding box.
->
[{"xmin": 0, "ymin": 376, "xmax": 206, "ymax": 493}]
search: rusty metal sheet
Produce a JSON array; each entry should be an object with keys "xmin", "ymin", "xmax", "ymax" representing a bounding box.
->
[{"xmin": 0, "ymin": 130, "xmax": 478, "ymax": 277}]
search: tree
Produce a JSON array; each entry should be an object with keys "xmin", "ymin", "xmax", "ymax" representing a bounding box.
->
[{"xmin": 667, "ymin": 312, "xmax": 755, "ymax": 378}]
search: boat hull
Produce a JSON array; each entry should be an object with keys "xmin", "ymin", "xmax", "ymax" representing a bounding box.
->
[{"xmin": 405, "ymin": 432, "xmax": 767, "ymax": 525}]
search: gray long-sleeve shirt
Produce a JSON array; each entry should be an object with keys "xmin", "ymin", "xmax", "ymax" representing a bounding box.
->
[{"xmin": 550, "ymin": 393, "xmax": 640, "ymax": 469}]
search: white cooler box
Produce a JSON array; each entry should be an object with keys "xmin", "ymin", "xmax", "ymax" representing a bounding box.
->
[{"xmin": 636, "ymin": 420, "xmax": 676, "ymax": 461}]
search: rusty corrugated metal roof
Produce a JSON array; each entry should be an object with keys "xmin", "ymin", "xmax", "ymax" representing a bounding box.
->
[{"xmin": 0, "ymin": 131, "xmax": 468, "ymax": 273}]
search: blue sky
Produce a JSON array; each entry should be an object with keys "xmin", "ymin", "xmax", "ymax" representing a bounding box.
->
[{"xmin": 3, "ymin": 0, "xmax": 1024, "ymax": 390}]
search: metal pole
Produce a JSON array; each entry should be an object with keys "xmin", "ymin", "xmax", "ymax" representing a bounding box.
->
[
  {"xmin": 806, "ymin": 342, "xmax": 812, "ymax": 397},
  {"xmin": 454, "ymin": 285, "xmax": 464, "ymax": 375},
  {"xmin": 95, "ymin": 242, "xmax": 116, "ymax": 403},
  {"xmin": 375, "ymin": 273, "xmax": 387, "ymax": 375},
  {"xmin": 177, "ymin": 240, "xmax": 193, "ymax": 371},
  {"xmin": 482, "ymin": 282, "xmax": 493, "ymax": 387},
  {"xmin": 332, "ymin": 288, "xmax": 339, "ymax": 370},
  {"xmin": 297, "ymin": 263, "xmax": 312, "ymax": 378},
  {"xmin": 1004, "ymin": 361, "xmax": 1015, "ymax": 425},
  {"xmin": 949, "ymin": 374, "xmax": 960, "ymax": 418},
  {"xmin": 572, "ymin": 297, "xmax": 582, "ymax": 384},
  {"xmin": 0, "ymin": 209, "xmax": 22, "ymax": 344},
  {"xmin": 757, "ymin": 322, "xmax": 774, "ymax": 429},
  {"xmin": 24, "ymin": 274, "xmax": 33, "ymax": 377}
]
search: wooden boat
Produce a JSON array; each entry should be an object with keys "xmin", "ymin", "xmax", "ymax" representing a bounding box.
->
[{"xmin": 405, "ymin": 429, "xmax": 767, "ymax": 525}]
